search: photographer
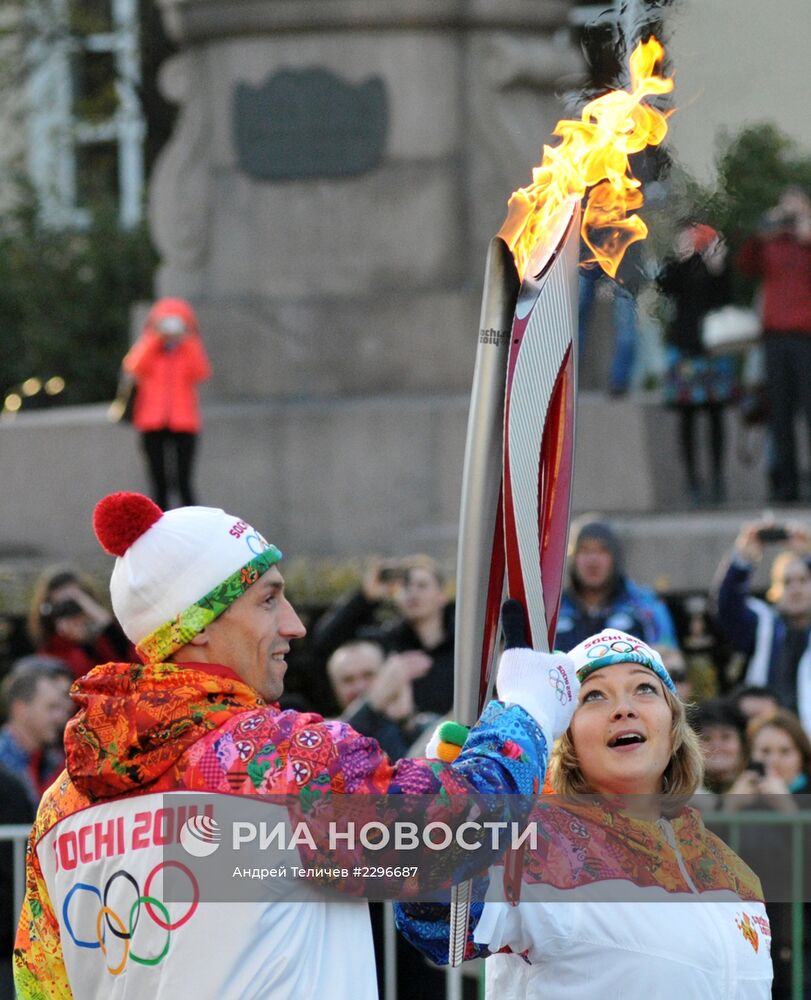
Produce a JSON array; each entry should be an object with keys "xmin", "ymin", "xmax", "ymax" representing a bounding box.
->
[
  {"xmin": 737, "ymin": 186, "xmax": 811, "ymax": 502},
  {"xmin": 28, "ymin": 566, "xmax": 133, "ymax": 680},
  {"xmin": 713, "ymin": 519, "xmax": 811, "ymax": 731}
]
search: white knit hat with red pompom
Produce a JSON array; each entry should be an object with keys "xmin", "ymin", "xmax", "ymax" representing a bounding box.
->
[{"xmin": 93, "ymin": 492, "xmax": 282, "ymax": 662}]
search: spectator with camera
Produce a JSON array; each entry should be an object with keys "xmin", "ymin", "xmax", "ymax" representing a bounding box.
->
[
  {"xmin": 714, "ymin": 519, "xmax": 811, "ymax": 732},
  {"xmin": 313, "ymin": 556, "xmax": 455, "ymax": 716},
  {"xmin": 737, "ymin": 186, "xmax": 811, "ymax": 502},
  {"xmin": 28, "ymin": 566, "xmax": 133, "ymax": 680},
  {"xmin": 722, "ymin": 709, "xmax": 811, "ymax": 998}
]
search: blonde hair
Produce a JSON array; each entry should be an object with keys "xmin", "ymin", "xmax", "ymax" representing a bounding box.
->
[{"xmin": 548, "ymin": 685, "xmax": 704, "ymax": 815}]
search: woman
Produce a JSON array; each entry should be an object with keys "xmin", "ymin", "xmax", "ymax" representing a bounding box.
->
[
  {"xmin": 714, "ymin": 519, "xmax": 811, "ymax": 729},
  {"xmin": 657, "ymin": 224, "xmax": 737, "ymax": 505},
  {"xmin": 725, "ymin": 710, "xmax": 811, "ymax": 998},
  {"xmin": 123, "ymin": 297, "xmax": 211, "ymax": 509},
  {"xmin": 27, "ymin": 566, "xmax": 133, "ymax": 681},
  {"xmin": 397, "ymin": 628, "xmax": 773, "ymax": 997}
]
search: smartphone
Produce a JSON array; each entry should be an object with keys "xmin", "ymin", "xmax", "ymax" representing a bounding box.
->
[
  {"xmin": 747, "ymin": 760, "xmax": 766, "ymax": 777},
  {"xmin": 756, "ymin": 525, "xmax": 788, "ymax": 544}
]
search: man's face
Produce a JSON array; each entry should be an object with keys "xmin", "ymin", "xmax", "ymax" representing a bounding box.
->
[
  {"xmin": 396, "ymin": 567, "xmax": 447, "ymax": 624},
  {"xmin": 197, "ymin": 567, "xmax": 306, "ymax": 702},
  {"xmin": 329, "ymin": 644, "xmax": 383, "ymax": 709},
  {"xmin": 18, "ymin": 677, "xmax": 71, "ymax": 748},
  {"xmin": 573, "ymin": 538, "xmax": 614, "ymax": 590}
]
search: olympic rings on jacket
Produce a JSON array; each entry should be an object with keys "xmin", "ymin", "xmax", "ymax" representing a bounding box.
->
[{"xmin": 62, "ymin": 861, "xmax": 199, "ymax": 975}]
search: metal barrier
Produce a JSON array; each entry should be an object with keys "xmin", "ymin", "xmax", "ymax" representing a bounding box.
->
[{"xmin": 710, "ymin": 809, "xmax": 811, "ymax": 1000}]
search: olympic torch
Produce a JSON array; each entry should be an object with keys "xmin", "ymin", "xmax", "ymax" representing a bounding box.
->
[{"xmin": 449, "ymin": 38, "xmax": 674, "ymax": 965}]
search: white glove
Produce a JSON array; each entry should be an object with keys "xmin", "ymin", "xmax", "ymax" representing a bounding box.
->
[{"xmin": 496, "ymin": 647, "xmax": 580, "ymax": 741}]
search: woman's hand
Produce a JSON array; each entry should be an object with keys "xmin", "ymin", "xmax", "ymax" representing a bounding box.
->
[
  {"xmin": 786, "ymin": 521, "xmax": 811, "ymax": 556},
  {"xmin": 722, "ymin": 769, "xmax": 761, "ymax": 812},
  {"xmin": 759, "ymin": 771, "xmax": 798, "ymax": 813},
  {"xmin": 52, "ymin": 583, "xmax": 112, "ymax": 630},
  {"xmin": 496, "ymin": 600, "xmax": 579, "ymax": 740}
]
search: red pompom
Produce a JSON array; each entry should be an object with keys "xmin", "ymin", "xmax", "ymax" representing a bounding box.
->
[{"xmin": 93, "ymin": 492, "xmax": 163, "ymax": 556}]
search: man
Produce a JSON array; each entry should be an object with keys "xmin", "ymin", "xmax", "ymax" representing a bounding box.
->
[
  {"xmin": 737, "ymin": 186, "xmax": 811, "ymax": 502},
  {"xmin": 0, "ymin": 657, "xmax": 73, "ymax": 807},
  {"xmin": 554, "ymin": 519, "xmax": 677, "ymax": 652},
  {"xmin": 14, "ymin": 492, "xmax": 578, "ymax": 999},
  {"xmin": 314, "ymin": 556, "xmax": 455, "ymax": 714},
  {"xmin": 326, "ymin": 639, "xmax": 385, "ymax": 712}
]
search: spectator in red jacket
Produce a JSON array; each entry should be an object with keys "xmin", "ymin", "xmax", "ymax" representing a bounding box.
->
[
  {"xmin": 123, "ymin": 297, "xmax": 212, "ymax": 508},
  {"xmin": 737, "ymin": 187, "xmax": 811, "ymax": 502}
]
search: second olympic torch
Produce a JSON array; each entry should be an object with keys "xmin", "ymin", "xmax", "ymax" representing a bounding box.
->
[{"xmin": 449, "ymin": 38, "xmax": 674, "ymax": 965}]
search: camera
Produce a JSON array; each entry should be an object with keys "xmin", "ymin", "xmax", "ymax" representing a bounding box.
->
[
  {"xmin": 747, "ymin": 760, "xmax": 766, "ymax": 778},
  {"xmin": 761, "ymin": 211, "xmax": 797, "ymax": 235},
  {"xmin": 39, "ymin": 598, "xmax": 84, "ymax": 621},
  {"xmin": 756, "ymin": 525, "xmax": 789, "ymax": 544}
]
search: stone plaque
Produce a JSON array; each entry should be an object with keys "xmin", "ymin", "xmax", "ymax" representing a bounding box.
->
[{"xmin": 233, "ymin": 67, "xmax": 388, "ymax": 181}]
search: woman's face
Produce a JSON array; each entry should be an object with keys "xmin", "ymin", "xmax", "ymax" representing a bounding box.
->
[
  {"xmin": 569, "ymin": 661, "xmax": 674, "ymax": 797},
  {"xmin": 751, "ymin": 725, "xmax": 804, "ymax": 785},
  {"xmin": 777, "ymin": 558, "xmax": 811, "ymax": 620},
  {"xmin": 699, "ymin": 724, "xmax": 745, "ymax": 783}
]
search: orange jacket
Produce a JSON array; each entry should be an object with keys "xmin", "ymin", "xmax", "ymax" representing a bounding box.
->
[{"xmin": 123, "ymin": 298, "xmax": 212, "ymax": 432}]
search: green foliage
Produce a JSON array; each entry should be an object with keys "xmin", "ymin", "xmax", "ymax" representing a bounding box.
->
[
  {"xmin": 673, "ymin": 123, "xmax": 811, "ymax": 248},
  {"xmin": 0, "ymin": 195, "xmax": 157, "ymax": 405}
]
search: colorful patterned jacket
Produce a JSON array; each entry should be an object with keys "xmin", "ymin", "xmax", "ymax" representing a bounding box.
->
[
  {"xmin": 396, "ymin": 798, "xmax": 773, "ymax": 998},
  {"xmin": 14, "ymin": 659, "xmax": 547, "ymax": 1000}
]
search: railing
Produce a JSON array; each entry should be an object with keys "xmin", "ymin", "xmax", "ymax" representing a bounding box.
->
[{"xmin": 709, "ymin": 809, "xmax": 811, "ymax": 1000}]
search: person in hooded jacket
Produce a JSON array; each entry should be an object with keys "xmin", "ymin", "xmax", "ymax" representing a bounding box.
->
[
  {"xmin": 123, "ymin": 297, "xmax": 212, "ymax": 509},
  {"xmin": 554, "ymin": 519, "xmax": 677, "ymax": 652},
  {"xmin": 13, "ymin": 492, "xmax": 580, "ymax": 1000}
]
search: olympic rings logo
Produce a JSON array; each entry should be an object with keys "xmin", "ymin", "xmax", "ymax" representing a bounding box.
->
[
  {"xmin": 547, "ymin": 667, "xmax": 571, "ymax": 704},
  {"xmin": 246, "ymin": 533, "xmax": 271, "ymax": 555},
  {"xmin": 62, "ymin": 861, "xmax": 199, "ymax": 975},
  {"xmin": 586, "ymin": 639, "xmax": 641, "ymax": 659}
]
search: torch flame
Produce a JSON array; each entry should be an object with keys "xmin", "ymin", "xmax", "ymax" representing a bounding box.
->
[{"xmin": 498, "ymin": 37, "xmax": 673, "ymax": 280}]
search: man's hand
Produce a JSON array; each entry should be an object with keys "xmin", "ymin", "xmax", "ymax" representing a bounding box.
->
[
  {"xmin": 496, "ymin": 599, "xmax": 579, "ymax": 740},
  {"xmin": 366, "ymin": 651, "xmax": 432, "ymax": 720}
]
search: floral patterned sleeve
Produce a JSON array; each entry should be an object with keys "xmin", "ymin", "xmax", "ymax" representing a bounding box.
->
[{"xmin": 14, "ymin": 831, "xmax": 73, "ymax": 1000}]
